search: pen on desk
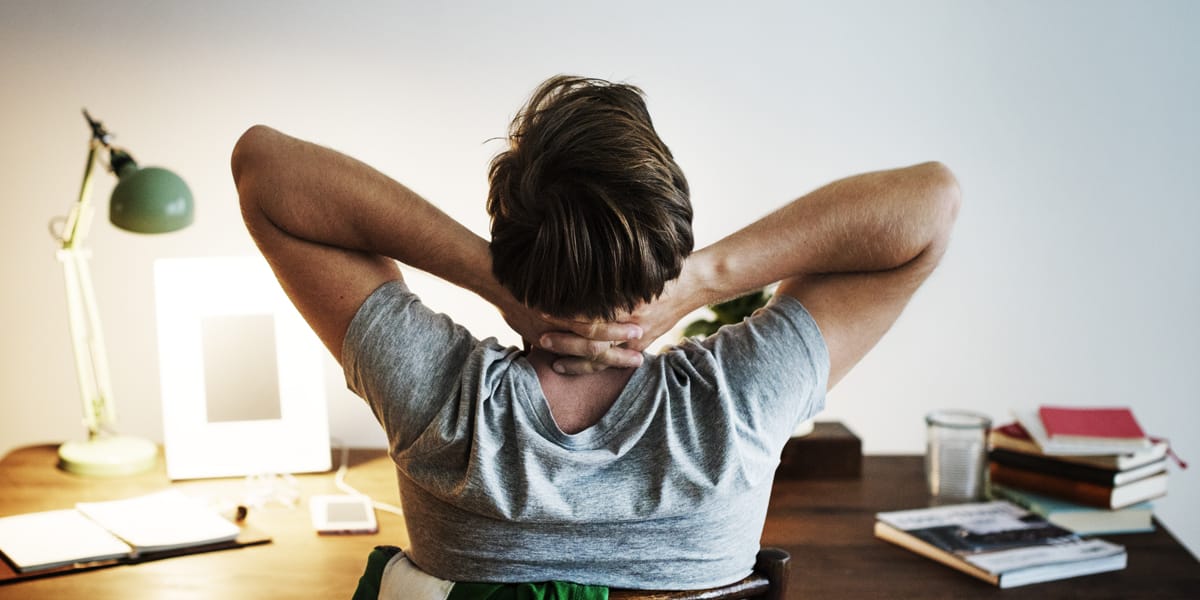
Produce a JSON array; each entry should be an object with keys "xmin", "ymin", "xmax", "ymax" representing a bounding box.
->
[{"xmin": 219, "ymin": 504, "xmax": 250, "ymax": 523}]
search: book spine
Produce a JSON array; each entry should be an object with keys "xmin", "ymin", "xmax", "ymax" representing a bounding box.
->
[
  {"xmin": 989, "ymin": 432, "xmax": 1045, "ymax": 456},
  {"xmin": 988, "ymin": 484, "xmax": 1048, "ymax": 517},
  {"xmin": 989, "ymin": 449, "xmax": 1117, "ymax": 486},
  {"xmin": 989, "ymin": 463, "xmax": 1113, "ymax": 508}
]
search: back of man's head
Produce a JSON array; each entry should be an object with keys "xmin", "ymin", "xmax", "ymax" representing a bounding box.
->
[{"xmin": 488, "ymin": 75, "xmax": 693, "ymax": 320}]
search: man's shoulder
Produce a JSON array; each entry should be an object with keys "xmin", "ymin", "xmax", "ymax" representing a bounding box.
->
[
  {"xmin": 343, "ymin": 280, "xmax": 509, "ymax": 394},
  {"xmin": 661, "ymin": 294, "xmax": 823, "ymax": 358},
  {"xmin": 348, "ymin": 280, "xmax": 482, "ymax": 346},
  {"xmin": 649, "ymin": 294, "xmax": 829, "ymax": 398}
]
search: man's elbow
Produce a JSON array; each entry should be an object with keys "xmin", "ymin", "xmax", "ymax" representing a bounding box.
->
[
  {"xmin": 231, "ymin": 125, "xmax": 281, "ymax": 216},
  {"xmin": 231, "ymin": 124, "xmax": 278, "ymax": 183},
  {"xmin": 907, "ymin": 161, "xmax": 961, "ymax": 246},
  {"xmin": 923, "ymin": 161, "xmax": 961, "ymax": 227},
  {"xmin": 909, "ymin": 161, "xmax": 961, "ymax": 269}
]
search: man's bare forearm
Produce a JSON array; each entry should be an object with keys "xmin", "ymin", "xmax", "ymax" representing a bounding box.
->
[
  {"xmin": 232, "ymin": 125, "xmax": 510, "ymax": 306},
  {"xmin": 233, "ymin": 126, "xmax": 643, "ymax": 360},
  {"xmin": 681, "ymin": 162, "xmax": 960, "ymax": 309}
]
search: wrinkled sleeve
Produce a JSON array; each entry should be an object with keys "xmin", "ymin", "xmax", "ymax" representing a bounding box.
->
[
  {"xmin": 701, "ymin": 294, "xmax": 830, "ymax": 445},
  {"xmin": 342, "ymin": 280, "xmax": 478, "ymax": 453}
]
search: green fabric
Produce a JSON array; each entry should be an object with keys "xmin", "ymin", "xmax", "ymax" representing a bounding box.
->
[
  {"xmin": 352, "ymin": 545, "xmax": 404, "ymax": 600},
  {"xmin": 447, "ymin": 580, "xmax": 608, "ymax": 600},
  {"xmin": 352, "ymin": 545, "xmax": 608, "ymax": 600}
]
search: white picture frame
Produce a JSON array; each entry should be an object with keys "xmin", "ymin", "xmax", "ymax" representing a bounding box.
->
[{"xmin": 154, "ymin": 256, "xmax": 330, "ymax": 480}]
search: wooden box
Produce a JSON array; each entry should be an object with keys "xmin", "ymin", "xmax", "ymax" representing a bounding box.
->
[{"xmin": 776, "ymin": 421, "xmax": 862, "ymax": 479}]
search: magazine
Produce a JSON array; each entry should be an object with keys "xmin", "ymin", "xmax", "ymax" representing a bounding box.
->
[{"xmin": 875, "ymin": 501, "xmax": 1126, "ymax": 588}]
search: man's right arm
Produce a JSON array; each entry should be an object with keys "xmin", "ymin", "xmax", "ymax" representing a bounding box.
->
[
  {"xmin": 232, "ymin": 125, "xmax": 642, "ymax": 366},
  {"xmin": 545, "ymin": 162, "xmax": 961, "ymax": 385}
]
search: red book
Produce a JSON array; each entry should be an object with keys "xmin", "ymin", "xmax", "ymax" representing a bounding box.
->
[
  {"xmin": 1038, "ymin": 406, "xmax": 1146, "ymax": 442},
  {"xmin": 989, "ymin": 422, "xmax": 1169, "ymax": 471}
]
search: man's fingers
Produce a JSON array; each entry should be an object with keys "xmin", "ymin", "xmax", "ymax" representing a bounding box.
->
[
  {"xmin": 596, "ymin": 344, "xmax": 644, "ymax": 368},
  {"xmin": 551, "ymin": 348, "xmax": 644, "ymax": 376},
  {"xmin": 577, "ymin": 321, "xmax": 641, "ymax": 342},
  {"xmin": 539, "ymin": 333, "xmax": 622, "ymax": 359},
  {"xmin": 541, "ymin": 315, "xmax": 642, "ymax": 343},
  {"xmin": 540, "ymin": 333, "xmax": 644, "ymax": 370},
  {"xmin": 551, "ymin": 358, "xmax": 610, "ymax": 376}
]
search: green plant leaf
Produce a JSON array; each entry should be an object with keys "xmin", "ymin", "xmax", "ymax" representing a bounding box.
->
[
  {"xmin": 710, "ymin": 290, "xmax": 769, "ymax": 324},
  {"xmin": 681, "ymin": 289, "xmax": 771, "ymax": 339},
  {"xmin": 682, "ymin": 320, "xmax": 722, "ymax": 338}
]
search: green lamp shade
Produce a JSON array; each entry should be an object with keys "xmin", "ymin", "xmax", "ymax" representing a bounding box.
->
[{"xmin": 109, "ymin": 165, "xmax": 194, "ymax": 233}]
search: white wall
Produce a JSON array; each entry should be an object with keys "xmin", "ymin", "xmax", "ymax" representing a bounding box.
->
[{"xmin": 1, "ymin": 0, "xmax": 1196, "ymax": 558}]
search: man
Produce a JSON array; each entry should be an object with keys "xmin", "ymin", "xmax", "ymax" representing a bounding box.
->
[{"xmin": 233, "ymin": 76, "xmax": 959, "ymax": 596}]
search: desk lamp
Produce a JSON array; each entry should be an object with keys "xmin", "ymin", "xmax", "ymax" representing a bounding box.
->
[{"xmin": 50, "ymin": 109, "xmax": 194, "ymax": 476}]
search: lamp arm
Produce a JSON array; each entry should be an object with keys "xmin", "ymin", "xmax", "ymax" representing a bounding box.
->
[
  {"xmin": 55, "ymin": 129, "xmax": 118, "ymax": 438},
  {"xmin": 58, "ymin": 248, "xmax": 117, "ymax": 436},
  {"xmin": 60, "ymin": 138, "xmax": 102, "ymax": 250}
]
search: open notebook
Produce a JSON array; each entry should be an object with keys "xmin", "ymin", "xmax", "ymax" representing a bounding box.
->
[{"xmin": 0, "ymin": 489, "xmax": 269, "ymax": 582}]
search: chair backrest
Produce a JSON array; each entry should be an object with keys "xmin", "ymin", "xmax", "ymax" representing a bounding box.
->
[{"xmin": 609, "ymin": 548, "xmax": 790, "ymax": 600}]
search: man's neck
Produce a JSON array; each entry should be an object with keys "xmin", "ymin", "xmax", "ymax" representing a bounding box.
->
[{"xmin": 525, "ymin": 348, "xmax": 637, "ymax": 434}]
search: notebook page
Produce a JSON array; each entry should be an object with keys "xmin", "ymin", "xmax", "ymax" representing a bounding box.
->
[
  {"xmin": 76, "ymin": 489, "xmax": 239, "ymax": 553},
  {"xmin": 0, "ymin": 509, "xmax": 131, "ymax": 571}
]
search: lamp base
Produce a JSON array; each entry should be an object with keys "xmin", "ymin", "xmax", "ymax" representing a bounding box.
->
[{"xmin": 58, "ymin": 435, "xmax": 157, "ymax": 477}]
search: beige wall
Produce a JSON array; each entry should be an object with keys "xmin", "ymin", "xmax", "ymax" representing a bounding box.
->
[{"xmin": 1, "ymin": 1, "xmax": 1196, "ymax": 557}]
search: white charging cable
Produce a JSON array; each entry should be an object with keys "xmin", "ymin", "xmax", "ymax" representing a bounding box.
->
[{"xmin": 331, "ymin": 440, "xmax": 404, "ymax": 517}]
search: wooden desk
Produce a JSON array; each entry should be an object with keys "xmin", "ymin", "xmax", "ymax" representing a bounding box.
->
[
  {"xmin": 766, "ymin": 456, "xmax": 1198, "ymax": 598},
  {"xmin": 1, "ymin": 446, "xmax": 1196, "ymax": 598},
  {"xmin": 0, "ymin": 445, "xmax": 407, "ymax": 599}
]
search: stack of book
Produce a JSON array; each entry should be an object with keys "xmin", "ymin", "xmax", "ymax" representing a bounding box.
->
[{"xmin": 987, "ymin": 406, "xmax": 1168, "ymax": 535}]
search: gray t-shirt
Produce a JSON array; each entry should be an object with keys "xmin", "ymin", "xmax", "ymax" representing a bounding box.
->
[{"xmin": 343, "ymin": 281, "xmax": 828, "ymax": 589}]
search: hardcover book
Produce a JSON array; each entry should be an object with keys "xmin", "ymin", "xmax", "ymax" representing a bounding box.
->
[
  {"xmin": 1039, "ymin": 406, "xmax": 1146, "ymax": 442},
  {"xmin": 1016, "ymin": 411, "xmax": 1151, "ymax": 455},
  {"xmin": 875, "ymin": 501, "xmax": 1126, "ymax": 588},
  {"xmin": 989, "ymin": 448, "xmax": 1167, "ymax": 487},
  {"xmin": 989, "ymin": 463, "xmax": 1168, "ymax": 509},
  {"xmin": 990, "ymin": 423, "xmax": 1168, "ymax": 471},
  {"xmin": 989, "ymin": 483, "xmax": 1154, "ymax": 536}
]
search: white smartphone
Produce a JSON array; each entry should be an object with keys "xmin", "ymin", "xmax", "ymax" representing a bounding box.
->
[{"xmin": 309, "ymin": 495, "xmax": 379, "ymax": 535}]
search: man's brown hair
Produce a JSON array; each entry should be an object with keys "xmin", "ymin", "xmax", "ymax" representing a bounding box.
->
[{"xmin": 487, "ymin": 75, "xmax": 693, "ymax": 320}]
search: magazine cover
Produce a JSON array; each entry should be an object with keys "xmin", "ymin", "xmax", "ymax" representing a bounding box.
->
[{"xmin": 876, "ymin": 501, "xmax": 1125, "ymax": 583}]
